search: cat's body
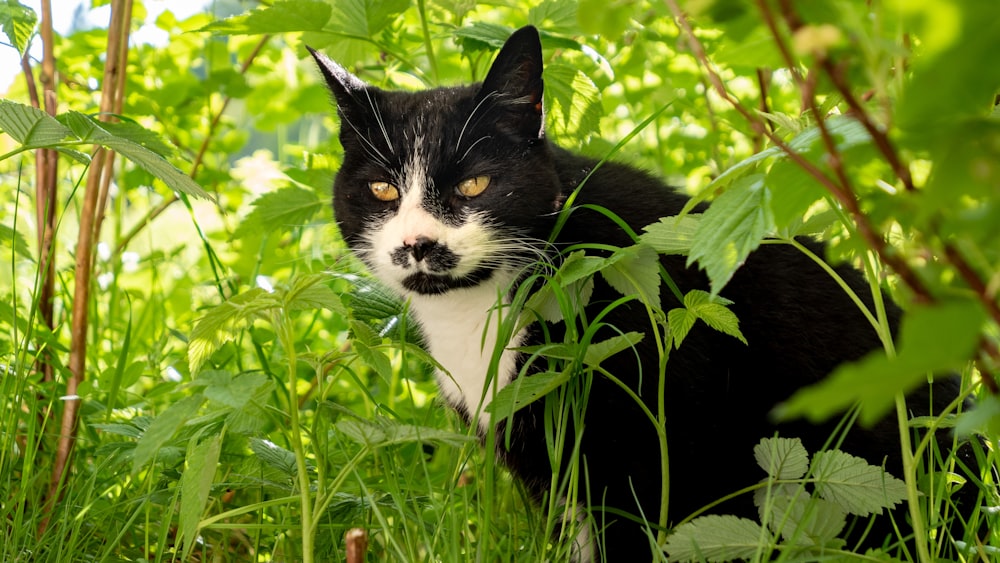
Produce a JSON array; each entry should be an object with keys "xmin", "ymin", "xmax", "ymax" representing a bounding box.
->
[{"xmin": 312, "ymin": 26, "xmax": 976, "ymax": 561}]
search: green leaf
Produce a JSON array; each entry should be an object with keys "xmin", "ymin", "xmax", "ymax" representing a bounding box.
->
[
  {"xmin": 0, "ymin": 1, "xmax": 37, "ymax": 56},
  {"xmin": 640, "ymin": 214, "xmax": 701, "ymax": 256},
  {"xmin": 132, "ymin": 395, "xmax": 205, "ymax": 473},
  {"xmin": 557, "ymin": 251, "xmax": 607, "ymax": 286},
  {"xmin": 61, "ymin": 112, "xmax": 210, "ymax": 199},
  {"xmin": 485, "ymin": 369, "xmax": 571, "ymax": 420},
  {"xmin": 766, "ymin": 158, "xmax": 829, "ymax": 230},
  {"xmin": 0, "ymin": 99, "xmax": 71, "ymax": 146},
  {"xmin": 685, "ymin": 290, "xmax": 746, "ymax": 344},
  {"xmin": 284, "ymin": 273, "xmax": 344, "ymax": 314},
  {"xmin": 453, "ymin": 22, "xmax": 517, "ymax": 51},
  {"xmin": 810, "ymin": 450, "xmax": 907, "ymax": 516},
  {"xmin": 342, "ymin": 276, "xmax": 413, "ymax": 342},
  {"xmin": 670, "ymin": 290, "xmax": 745, "ymax": 347},
  {"xmin": 249, "ymin": 437, "xmax": 298, "ymax": 477},
  {"xmin": 600, "ymin": 244, "xmax": 661, "ymax": 309},
  {"xmin": 201, "ymin": 371, "xmax": 270, "ymax": 409},
  {"xmin": 667, "ymin": 307, "xmax": 697, "ymax": 347},
  {"xmin": 760, "ymin": 494, "xmax": 847, "ymax": 547},
  {"xmin": 688, "ymin": 174, "xmax": 774, "ymax": 295},
  {"xmin": 583, "ymin": 332, "xmax": 644, "ymax": 368},
  {"xmin": 179, "ymin": 434, "xmax": 221, "ymax": 557},
  {"xmin": 99, "ymin": 119, "xmax": 179, "ymax": 158},
  {"xmin": 754, "ymin": 437, "xmax": 809, "ymax": 480},
  {"xmin": 201, "ymin": 0, "xmax": 331, "ymax": 34},
  {"xmin": 545, "ymin": 61, "xmax": 602, "ymax": 139},
  {"xmin": 336, "ymin": 419, "xmax": 476, "ymax": 448},
  {"xmin": 776, "ymin": 299, "xmax": 986, "ymax": 425},
  {"xmin": 707, "ymin": 146, "xmax": 782, "ymax": 191},
  {"xmin": 353, "ymin": 340, "xmax": 393, "ymax": 380},
  {"xmin": 188, "ymin": 288, "xmax": 274, "ymax": 374},
  {"xmin": 1, "ymin": 223, "xmax": 32, "ymax": 259},
  {"xmin": 234, "ymin": 186, "xmax": 323, "ymax": 238},
  {"xmin": 524, "ymin": 275, "xmax": 594, "ymax": 325},
  {"xmin": 663, "ymin": 515, "xmax": 766, "ymax": 562}
]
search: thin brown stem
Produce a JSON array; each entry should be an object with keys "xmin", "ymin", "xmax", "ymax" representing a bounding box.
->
[
  {"xmin": 821, "ymin": 59, "xmax": 914, "ymax": 191},
  {"xmin": 42, "ymin": 0, "xmax": 132, "ymax": 535},
  {"xmin": 943, "ymin": 244, "xmax": 1000, "ymax": 329},
  {"xmin": 665, "ymin": 0, "xmax": 934, "ymax": 304},
  {"xmin": 23, "ymin": 0, "xmax": 59, "ymax": 385}
]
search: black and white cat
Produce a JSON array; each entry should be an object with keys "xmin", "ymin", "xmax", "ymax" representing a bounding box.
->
[{"xmin": 311, "ymin": 26, "xmax": 976, "ymax": 561}]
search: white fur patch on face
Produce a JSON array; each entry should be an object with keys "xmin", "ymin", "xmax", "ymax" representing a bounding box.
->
[
  {"xmin": 360, "ymin": 143, "xmax": 521, "ymax": 430},
  {"xmin": 362, "ymin": 149, "xmax": 494, "ymax": 292}
]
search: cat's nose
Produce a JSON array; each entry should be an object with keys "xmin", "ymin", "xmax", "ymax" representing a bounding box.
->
[{"xmin": 408, "ymin": 236, "xmax": 437, "ymax": 262}]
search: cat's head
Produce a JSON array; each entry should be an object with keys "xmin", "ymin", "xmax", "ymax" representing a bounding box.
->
[{"xmin": 311, "ymin": 26, "xmax": 562, "ymax": 297}]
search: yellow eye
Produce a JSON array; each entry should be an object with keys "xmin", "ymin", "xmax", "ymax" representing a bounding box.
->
[
  {"xmin": 369, "ymin": 181, "xmax": 399, "ymax": 201},
  {"xmin": 456, "ymin": 175, "xmax": 491, "ymax": 198}
]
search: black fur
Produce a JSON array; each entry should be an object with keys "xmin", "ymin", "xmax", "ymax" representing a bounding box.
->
[{"xmin": 312, "ymin": 27, "xmax": 978, "ymax": 561}]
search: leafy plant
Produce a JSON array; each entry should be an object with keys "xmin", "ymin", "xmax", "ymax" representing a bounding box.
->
[{"xmin": 664, "ymin": 437, "xmax": 908, "ymax": 562}]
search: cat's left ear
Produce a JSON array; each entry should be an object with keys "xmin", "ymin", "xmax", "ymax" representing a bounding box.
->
[
  {"xmin": 307, "ymin": 46, "xmax": 368, "ymax": 116},
  {"xmin": 479, "ymin": 26, "xmax": 545, "ymax": 140}
]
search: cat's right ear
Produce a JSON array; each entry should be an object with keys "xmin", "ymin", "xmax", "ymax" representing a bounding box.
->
[{"xmin": 307, "ymin": 46, "xmax": 367, "ymax": 115}]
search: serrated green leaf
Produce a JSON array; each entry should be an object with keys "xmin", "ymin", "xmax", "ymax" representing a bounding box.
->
[
  {"xmin": 708, "ymin": 146, "xmax": 782, "ymax": 191},
  {"xmin": 335, "ymin": 418, "xmax": 387, "ymax": 446},
  {"xmin": 688, "ymin": 174, "xmax": 774, "ymax": 295},
  {"xmin": 811, "ymin": 450, "xmax": 907, "ymax": 516},
  {"xmin": 0, "ymin": 1, "xmax": 37, "ymax": 55},
  {"xmin": 90, "ymin": 422, "xmax": 143, "ymax": 439},
  {"xmin": 202, "ymin": 371, "xmax": 269, "ymax": 409},
  {"xmin": 336, "ymin": 418, "xmax": 473, "ymax": 449},
  {"xmin": 188, "ymin": 288, "xmax": 274, "ymax": 374},
  {"xmin": 284, "ymin": 273, "xmax": 344, "ymax": 314},
  {"xmin": 343, "ymin": 276, "xmax": 412, "ymax": 342},
  {"xmin": 759, "ymin": 493, "xmax": 847, "ymax": 547},
  {"xmin": 353, "ymin": 340, "xmax": 393, "ymax": 380},
  {"xmin": 545, "ymin": 61, "xmax": 602, "ymax": 139},
  {"xmin": 669, "ymin": 290, "xmax": 745, "ymax": 347},
  {"xmin": 767, "ymin": 158, "xmax": 828, "ymax": 230},
  {"xmin": 234, "ymin": 186, "xmax": 323, "ymax": 238},
  {"xmin": 640, "ymin": 214, "xmax": 701, "ymax": 255},
  {"xmin": 0, "ymin": 99, "xmax": 71, "ymax": 146},
  {"xmin": 453, "ymin": 22, "xmax": 516, "ymax": 50},
  {"xmin": 691, "ymin": 302, "xmax": 746, "ymax": 344},
  {"xmin": 754, "ymin": 437, "xmax": 809, "ymax": 480},
  {"xmin": 786, "ymin": 116, "xmax": 871, "ymax": 153},
  {"xmin": 249, "ymin": 437, "xmax": 297, "ymax": 477},
  {"xmin": 776, "ymin": 299, "xmax": 986, "ymax": 425},
  {"xmin": 132, "ymin": 395, "xmax": 205, "ymax": 473},
  {"xmin": 524, "ymin": 275, "xmax": 594, "ymax": 325},
  {"xmin": 61, "ymin": 111, "xmax": 210, "ymax": 199},
  {"xmin": 179, "ymin": 434, "xmax": 221, "ymax": 557},
  {"xmin": 600, "ymin": 244, "xmax": 661, "ymax": 309},
  {"xmin": 664, "ymin": 515, "xmax": 765, "ymax": 562},
  {"xmin": 200, "ymin": 0, "xmax": 331, "ymax": 34},
  {"xmin": 99, "ymin": 119, "xmax": 179, "ymax": 158},
  {"xmin": 667, "ymin": 307, "xmax": 697, "ymax": 347},
  {"xmin": 558, "ymin": 251, "xmax": 607, "ymax": 286},
  {"xmin": 485, "ymin": 369, "xmax": 571, "ymax": 420},
  {"xmin": 1, "ymin": 223, "xmax": 32, "ymax": 259},
  {"xmin": 583, "ymin": 331, "xmax": 644, "ymax": 367}
]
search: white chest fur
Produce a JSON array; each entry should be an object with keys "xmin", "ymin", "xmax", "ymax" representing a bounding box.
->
[{"xmin": 407, "ymin": 280, "xmax": 523, "ymax": 432}]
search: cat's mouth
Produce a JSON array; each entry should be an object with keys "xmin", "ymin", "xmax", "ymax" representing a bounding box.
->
[{"xmin": 401, "ymin": 268, "xmax": 494, "ymax": 295}]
